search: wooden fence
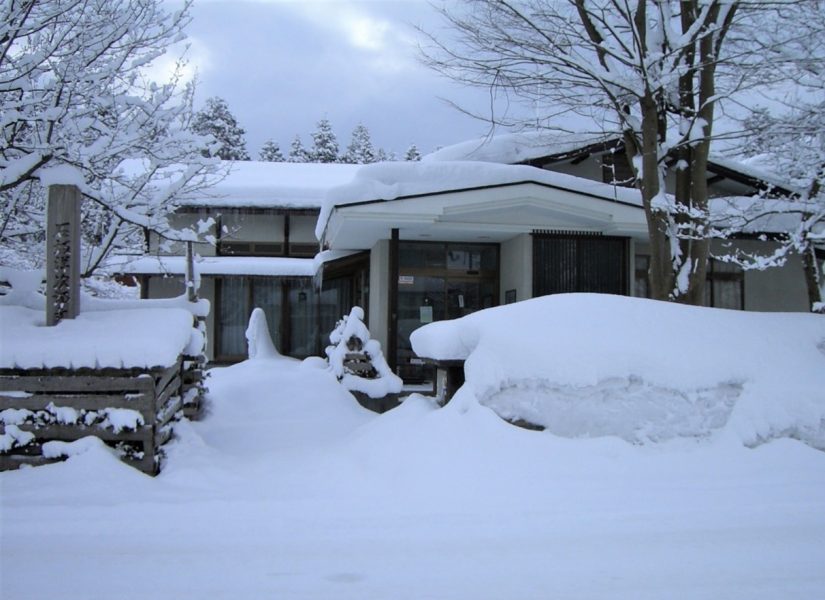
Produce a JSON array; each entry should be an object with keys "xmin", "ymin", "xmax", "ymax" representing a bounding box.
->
[{"xmin": 0, "ymin": 357, "xmax": 199, "ymax": 475}]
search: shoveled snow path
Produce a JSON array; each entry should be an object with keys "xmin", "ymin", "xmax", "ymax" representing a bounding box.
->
[{"xmin": 2, "ymin": 358, "xmax": 824, "ymax": 599}]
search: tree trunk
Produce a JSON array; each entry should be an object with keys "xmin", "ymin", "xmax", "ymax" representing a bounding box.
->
[
  {"xmin": 636, "ymin": 95, "xmax": 673, "ymax": 301},
  {"xmin": 801, "ymin": 243, "xmax": 823, "ymax": 313}
]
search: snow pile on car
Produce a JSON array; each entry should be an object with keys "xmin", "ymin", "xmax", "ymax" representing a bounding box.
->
[{"xmin": 411, "ymin": 294, "xmax": 825, "ymax": 447}]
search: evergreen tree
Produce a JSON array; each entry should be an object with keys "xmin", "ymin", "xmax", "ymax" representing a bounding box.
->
[
  {"xmin": 375, "ymin": 148, "xmax": 389, "ymax": 162},
  {"xmin": 191, "ymin": 96, "xmax": 250, "ymax": 161},
  {"xmin": 259, "ymin": 139, "xmax": 285, "ymax": 162},
  {"xmin": 287, "ymin": 135, "xmax": 310, "ymax": 163},
  {"xmin": 404, "ymin": 144, "xmax": 422, "ymax": 161},
  {"xmin": 343, "ymin": 123, "xmax": 376, "ymax": 164},
  {"xmin": 310, "ymin": 118, "xmax": 340, "ymax": 163}
]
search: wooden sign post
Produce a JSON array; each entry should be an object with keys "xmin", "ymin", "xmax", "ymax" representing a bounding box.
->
[{"xmin": 46, "ymin": 184, "xmax": 81, "ymax": 326}]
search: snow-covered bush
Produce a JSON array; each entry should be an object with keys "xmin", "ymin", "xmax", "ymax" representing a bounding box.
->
[{"xmin": 326, "ymin": 307, "xmax": 402, "ymax": 398}]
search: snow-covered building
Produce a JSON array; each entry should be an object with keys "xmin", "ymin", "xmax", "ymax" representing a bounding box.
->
[
  {"xmin": 123, "ymin": 134, "xmax": 817, "ymax": 382},
  {"xmin": 118, "ymin": 161, "xmax": 360, "ymax": 362},
  {"xmin": 318, "ymin": 133, "xmax": 813, "ymax": 382}
]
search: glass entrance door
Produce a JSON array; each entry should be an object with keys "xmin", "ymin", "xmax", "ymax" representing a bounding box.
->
[{"xmin": 396, "ymin": 242, "xmax": 498, "ymax": 382}]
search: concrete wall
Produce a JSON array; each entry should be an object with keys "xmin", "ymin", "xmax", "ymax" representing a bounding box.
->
[
  {"xmin": 368, "ymin": 239, "xmax": 389, "ymax": 351},
  {"xmin": 500, "ymin": 234, "xmax": 532, "ymax": 304}
]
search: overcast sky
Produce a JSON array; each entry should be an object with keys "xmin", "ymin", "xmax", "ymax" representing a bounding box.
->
[{"xmin": 168, "ymin": 0, "xmax": 508, "ymax": 159}]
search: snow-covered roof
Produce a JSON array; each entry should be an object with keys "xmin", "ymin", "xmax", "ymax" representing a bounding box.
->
[
  {"xmin": 317, "ymin": 160, "xmax": 645, "ymax": 241},
  {"xmin": 0, "ymin": 305, "xmax": 195, "ymax": 370},
  {"xmin": 426, "ymin": 131, "xmax": 796, "ymax": 193},
  {"xmin": 114, "ymin": 255, "xmax": 319, "ymax": 278},
  {"xmin": 181, "ymin": 161, "xmax": 360, "ymax": 209},
  {"xmin": 424, "ymin": 131, "xmax": 614, "ymax": 164},
  {"xmin": 706, "ymin": 155, "xmax": 797, "ymax": 194}
]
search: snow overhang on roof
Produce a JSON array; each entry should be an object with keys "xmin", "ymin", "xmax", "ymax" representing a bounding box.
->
[
  {"xmin": 426, "ymin": 132, "xmax": 797, "ymax": 196},
  {"xmin": 424, "ymin": 131, "xmax": 616, "ymax": 164},
  {"xmin": 318, "ymin": 161, "xmax": 648, "ymax": 250},
  {"xmin": 179, "ymin": 161, "xmax": 360, "ymax": 210}
]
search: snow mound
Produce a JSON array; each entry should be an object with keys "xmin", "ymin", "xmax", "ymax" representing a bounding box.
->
[
  {"xmin": 411, "ymin": 294, "xmax": 825, "ymax": 447},
  {"xmin": 189, "ymin": 358, "xmax": 372, "ymax": 458},
  {"xmin": 245, "ymin": 307, "xmax": 282, "ymax": 360},
  {"xmin": 0, "ymin": 304, "xmax": 196, "ymax": 369}
]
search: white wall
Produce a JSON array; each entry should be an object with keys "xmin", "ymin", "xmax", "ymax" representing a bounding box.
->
[
  {"xmin": 500, "ymin": 234, "xmax": 532, "ymax": 303},
  {"xmin": 368, "ymin": 239, "xmax": 389, "ymax": 351},
  {"xmin": 290, "ymin": 215, "xmax": 318, "ymax": 245}
]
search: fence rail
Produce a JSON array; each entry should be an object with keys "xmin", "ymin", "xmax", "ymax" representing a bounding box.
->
[{"xmin": 0, "ymin": 357, "xmax": 197, "ymax": 475}]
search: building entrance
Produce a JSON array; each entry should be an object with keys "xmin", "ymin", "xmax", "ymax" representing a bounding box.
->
[{"xmin": 395, "ymin": 242, "xmax": 498, "ymax": 382}]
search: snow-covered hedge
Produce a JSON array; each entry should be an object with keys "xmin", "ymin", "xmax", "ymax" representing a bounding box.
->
[{"xmin": 411, "ymin": 293, "xmax": 825, "ymax": 448}]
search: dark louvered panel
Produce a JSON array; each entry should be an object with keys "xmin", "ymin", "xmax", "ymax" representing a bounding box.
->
[{"xmin": 533, "ymin": 233, "xmax": 629, "ymax": 297}]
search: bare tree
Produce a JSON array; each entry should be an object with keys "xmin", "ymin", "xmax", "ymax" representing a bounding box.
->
[
  {"xmin": 0, "ymin": 0, "xmax": 218, "ymax": 275},
  {"xmin": 421, "ymin": 0, "xmax": 810, "ymax": 304},
  {"xmin": 720, "ymin": 1, "xmax": 825, "ymax": 312}
]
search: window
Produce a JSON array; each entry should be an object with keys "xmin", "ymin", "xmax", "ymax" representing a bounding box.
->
[
  {"xmin": 214, "ymin": 209, "xmax": 320, "ymax": 258},
  {"xmin": 288, "ymin": 242, "xmax": 319, "ymax": 257},
  {"xmin": 216, "ymin": 277, "xmax": 282, "ymax": 360},
  {"xmin": 320, "ymin": 252, "xmax": 371, "ymax": 341},
  {"xmin": 634, "ymin": 255, "xmax": 651, "ymax": 298},
  {"xmin": 705, "ymin": 260, "xmax": 744, "ymax": 310},
  {"xmin": 632, "ymin": 255, "xmax": 744, "ymax": 309},
  {"xmin": 218, "ymin": 241, "xmax": 284, "ymax": 256},
  {"xmin": 288, "ymin": 278, "xmax": 319, "ymax": 358},
  {"xmin": 533, "ymin": 233, "xmax": 629, "ymax": 297},
  {"xmin": 215, "ymin": 276, "xmax": 324, "ymax": 362},
  {"xmin": 601, "ymin": 150, "xmax": 636, "ymax": 187}
]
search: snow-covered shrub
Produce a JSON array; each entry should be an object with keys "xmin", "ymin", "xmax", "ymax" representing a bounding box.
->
[{"xmin": 326, "ymin": 307, "xmax": 402, "ymax": 398}]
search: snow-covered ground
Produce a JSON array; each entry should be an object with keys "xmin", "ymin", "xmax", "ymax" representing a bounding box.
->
[{"xmin": 2, "ymin": 298, "xmax": 825, "ymax": 599}]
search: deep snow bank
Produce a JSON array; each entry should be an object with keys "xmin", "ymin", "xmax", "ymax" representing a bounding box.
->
[{"xmin": 411, "ymin": 294, "xmax": 825, "ymax": 447}]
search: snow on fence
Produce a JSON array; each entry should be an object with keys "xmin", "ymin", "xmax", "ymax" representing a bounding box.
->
[
  {"xmin": 0, "ymin": 361, "xmax": 184, "ymax": 474},
  {"xmin": 0, "ymin": 186, "xmax": 208, "ymax": 474},
  {"xmin": 0, "ymin": 290, "xmax": 209, "ymax": 475}
]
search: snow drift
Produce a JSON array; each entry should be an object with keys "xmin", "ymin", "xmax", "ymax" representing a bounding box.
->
[{"xmin": 411, "ymin": 294, "xmax": 825, "ymax": 448}]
